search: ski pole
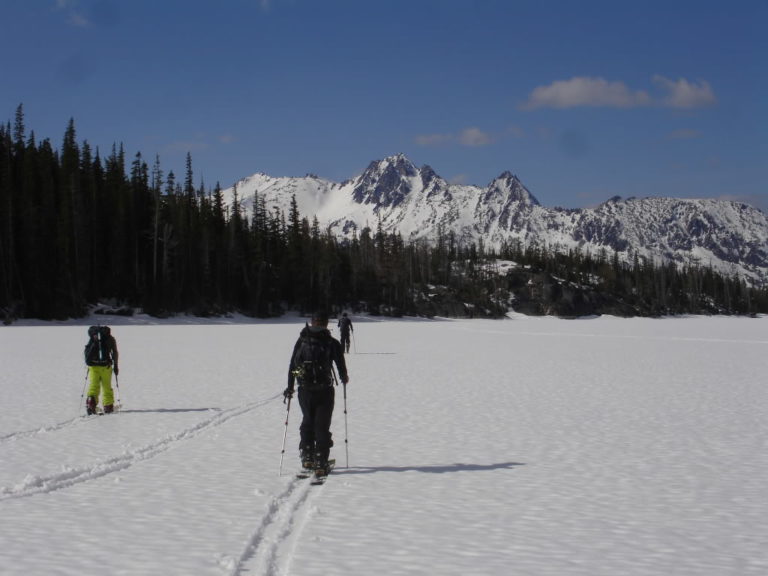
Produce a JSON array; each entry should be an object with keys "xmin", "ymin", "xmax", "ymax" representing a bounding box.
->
[
  {"xmin": 332, "ymin": 368, "xmax": 349, "ymax": 468},
  {"xmin": 114, "ymin": 372, "xmax": 122, "ymax": 411},
  {"xmin": 279, "ymin": 395, "xmax": 292, "ymax": 476},
  {"xmin": 342, "ymin": 381, "xmax": 349, "ymax": 468},
  {"xmin": 79, "ymin": 368, "xmax": 89, "ymax": 414}
]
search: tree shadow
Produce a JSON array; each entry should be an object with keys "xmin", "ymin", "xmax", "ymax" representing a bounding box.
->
[
  {"xmin": 332, "ymin": 462, "xmax": 525, "ymax": 475},
  {"xmin": 118, "ymin": 408, "xmax": 221, "ymax": 414}
]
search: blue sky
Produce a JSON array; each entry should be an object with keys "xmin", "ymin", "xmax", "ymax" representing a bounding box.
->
[{"xmin": 2, "ymin": 0, "xmax": 766, "ymax": 211}]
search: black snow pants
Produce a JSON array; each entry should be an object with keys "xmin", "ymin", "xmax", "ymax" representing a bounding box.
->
[
  {"xmin": 340, "ymin": 331, "xmax": 351, "ymax": 352},
  {"xmin": 298, "ymin": 386, "xmax": 335, "ymax": 462}
]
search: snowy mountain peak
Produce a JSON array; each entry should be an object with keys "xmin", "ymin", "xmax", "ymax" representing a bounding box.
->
[
  {"xmin": 352, "ymin": 154, "xmax": 421, "ymax": 207},
  {"xmin": 487, "ymin": 171, "xmax": 540, "ymax": 207},
  {"xmin": 223, "ymin": 155, "xmax": 768, "ymax": 286}
]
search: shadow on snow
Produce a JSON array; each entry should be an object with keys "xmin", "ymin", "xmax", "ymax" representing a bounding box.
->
[
  {"xmin": 332, "ymin": 461, "xmax": 525, "ymax": 475},
  {"xmin": 118, "ymin": 407, "xmax": 221, "ymax": 414}
]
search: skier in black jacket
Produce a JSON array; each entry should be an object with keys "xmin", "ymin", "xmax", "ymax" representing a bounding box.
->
[
  {"xmin": 337, "ymin": 312, "xmax": 354, "ymax": 353},
  {"xmin": 284, "ymin": 310, "xmax": 349, "ymax": 476}
]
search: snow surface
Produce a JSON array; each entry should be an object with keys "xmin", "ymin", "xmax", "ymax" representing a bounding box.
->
[{"xmin": 1, "ymin": 313, "xmax": 767, "ymax": 575}]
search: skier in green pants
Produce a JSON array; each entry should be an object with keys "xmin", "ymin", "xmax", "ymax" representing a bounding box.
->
[{"xmin": 84, "ymin": 325, "xmax": 120, "ymax": 414}]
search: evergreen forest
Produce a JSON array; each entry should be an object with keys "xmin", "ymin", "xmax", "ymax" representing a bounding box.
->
[{"xmin": 1, "ymin": 106, "xmax": 766, "ymax": 323}]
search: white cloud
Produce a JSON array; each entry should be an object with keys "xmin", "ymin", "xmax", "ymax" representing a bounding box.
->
[
  {"xmin": 521, "ymin": 76, "xmax": 716, "ymax": 110},
  {"xmin": 653, "ymin": 76, "xmax": 716, "ymax": 109},
  {"xmin": 54, "ymin": 0, "xmax": 91, "ymax": 27},
  {"xmin": 415, "ymin": 127, "xmax": 493, "ymax": 148},
  {"xmin": 459, "ymin": 127, "xmax": 493, "ymax": 147},
  {"xmin": 520, "ymin": 77, "xmax": 651, "ymax": 110},
  {"xmin": 449, "ymin": 174, "xmax": 470, "ymax": 185},
  {"xmin": 68, "ymin": 12, "xmax": 90, "ymax": 27}
]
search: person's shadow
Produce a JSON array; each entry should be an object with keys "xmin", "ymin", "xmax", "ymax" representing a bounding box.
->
[
  {"xmin": 118, "ymin": 408, "xmax": 220, "ymax": 414},
  {"xmin": 332, "ymin": 462, "xmax": 525, "ymax": 475}
]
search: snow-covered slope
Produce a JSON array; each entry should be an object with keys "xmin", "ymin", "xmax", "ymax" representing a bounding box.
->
[
  {"xmin": 2, "ymin": 315, "xmax": 767, "ymax": 575},
  {"xmin": 224, "ymin": 154, "xmax": 768, "ymax": 285}
]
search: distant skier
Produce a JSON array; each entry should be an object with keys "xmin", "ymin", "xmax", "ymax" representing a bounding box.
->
[
  {"xmin": 83, "ymin": 325, "xmax": 119, "ymax": 415},
  {"xmin": 283, "ymin": 310, "xmax": 349, "ymax": 477},
  {"xmin": 337, "ymin": 312, "xmax": 354, "ymax": 354}
]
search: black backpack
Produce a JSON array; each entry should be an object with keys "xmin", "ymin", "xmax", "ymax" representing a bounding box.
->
[
  {"xmin": 292, "ymin": 333, "xmax": 333, "ymax": 390},
  {"xmin": 84, "ymin": 325, "xmax": 113, "ymax": 366}
]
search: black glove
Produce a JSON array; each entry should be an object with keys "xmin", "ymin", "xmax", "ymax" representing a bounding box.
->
[
  {"xmin": 113, "ymin": 366, "xmax": 119, "ymax": 376},
  {"xmin": 283, "ymin": 387, "xmax": 294, "ymax": 403}
]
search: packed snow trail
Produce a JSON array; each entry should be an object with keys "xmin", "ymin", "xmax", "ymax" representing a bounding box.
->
[
  {"xmin": 226, "ymin": 476, "xmax": 319, "ymax": 576},
  {"xmin": 0, "ymin": 395, "xmax": 279, "ymax": 500}
]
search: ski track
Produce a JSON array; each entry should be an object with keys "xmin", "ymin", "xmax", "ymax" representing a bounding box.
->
[
  {"xmin": 0, "ymin": 416, "xmax": 87, "ymax": 444},
  {"xmin": 228, "ymin": 476, "xmax": 318, "ymax": 576},
  {"xmin": 0, "ymin": 393, "xmax": 281, "ymax": 501}
]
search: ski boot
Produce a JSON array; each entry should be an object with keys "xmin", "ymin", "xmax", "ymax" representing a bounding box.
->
[
  {"xmin": 103, "ymin": 404, "xmax": 114, "ymax": 414},
  {"xmin": 314, "ymin": 452, "xmax": 330, "ymax": 478},
  {"xmin": 86, "ymin": 396, "xmax": 98, "ymax": 416},
  {"xmin": 300, "ymin": 448, "xmax": 315, "ymax": 471}
]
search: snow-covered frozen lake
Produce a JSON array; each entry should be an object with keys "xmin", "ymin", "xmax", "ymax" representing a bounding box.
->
[{"xmin": 1, "ymin": 313, "xmax": 767, "ymax": 575}]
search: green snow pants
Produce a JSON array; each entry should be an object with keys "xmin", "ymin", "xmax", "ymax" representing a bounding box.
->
[{"xmin": 88, "ymin": 365, "xmax": 114, "ymax": 406}]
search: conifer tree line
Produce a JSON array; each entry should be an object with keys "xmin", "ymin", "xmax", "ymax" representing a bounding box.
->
[{"xmin": 1, "ymin": 106, "xmax": 766, "ymax": 322}]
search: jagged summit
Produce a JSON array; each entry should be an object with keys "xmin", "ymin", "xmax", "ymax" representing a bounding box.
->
[
  {"xmin": 352, "ymin": 154, "xmax": 419, "ymax": 207},
  {"xmin": 487, "ymin": 171, "xmax": 540, "ymax": 206},
  {"xmin": 223, "ymin": 154, "xmax": 768, "ymax": 286}
]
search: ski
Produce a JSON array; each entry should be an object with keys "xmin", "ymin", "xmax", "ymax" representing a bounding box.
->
[
  {"xmin": 310, "ymin": 474, "xmax": 328, "ymax": 486},
  {"xmin": 310, "ymin": 459, "xmax": 336, "ymax": 485},
  {"xmin": 296, "ymin": 459, "xmax": 335, "ymax": 481},
  {"xmin": 83, "ymin": 407, "xmax": 120, "ymax": 418}
]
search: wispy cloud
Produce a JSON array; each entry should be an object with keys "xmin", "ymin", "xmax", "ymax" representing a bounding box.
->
[
  {"xmin": 415, "ymin": 133, "xmax": 453, "ymax": 147},
  {"xmin": 55, "ymin": 0, "xmax": 91, "ymax": 27},
  {"xmin": 653, "ymin": 76, "xmax": 716, "ymax": 109},
  {"xmin": 520, "ymin": 77, "xmax": 651, "ymax": 110},
  {"xmin": 520, "ymin": 76, "xmax": 716, "ymax": 110},
  {"xmin": 459, "ymin": 127, "xmax": 493, "ymax": 147},
  {"xmin": 415, "ymin": 127, "xmax": 494, "ymax": 148},
  {"xmin": 449, "ymin": 174, "xmax": 470, "ymax": 185},
  {"xmin": 68, "ymin": 12, "xmax": 90, "ymax": 27},
  {"xmin": 163, "ymin": 138, "xmax": 210, "ymax": 155}
]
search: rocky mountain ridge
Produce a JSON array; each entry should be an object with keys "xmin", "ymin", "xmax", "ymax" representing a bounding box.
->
[{"xmin": 225, "ymin": 154, "xmax": 768, "ymax": 286}]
